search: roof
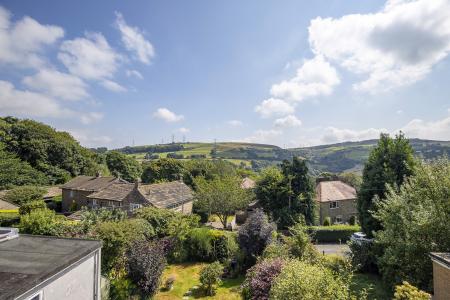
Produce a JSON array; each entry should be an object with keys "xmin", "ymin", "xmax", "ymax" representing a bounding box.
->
[
  {"xmin": 316, "ymin": 180, "xmax": 356, "ymax": 203},
  {"xmin": 43, "ymin": 186, "xmax": 62, "ymax": 199},
  {"xmin": 0, "ymin": 234, "xmax": 101, "ymax": 300},
  {"xmin": 241, "ymin": 177, "xmax": 256, "ymax": 189},
  {"xmin": 430, "ymin": 252, "xmax": 450, "ymax": 268},
  {"xmin": 61, "ymin": 175, "xmax": 119, "ymax": 192},
  {"xmin": 138, "ymin": 181, "xmax": 193, "ymax": 209},
  {"xmin": 87, "ymin": 182, "xmax": 135, "ymax": 201},
  {"xmin": 0, "ymin": 198, "xmax": 18, "ymax": 210}
]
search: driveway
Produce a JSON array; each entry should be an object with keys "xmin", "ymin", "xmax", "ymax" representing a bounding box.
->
[{"xmin": 314, "ymin": 243, "xmax": 350, "ymax": 256}]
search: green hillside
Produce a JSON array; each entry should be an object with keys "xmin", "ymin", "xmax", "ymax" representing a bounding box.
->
[{"xmin": 117, "ymin": 138, "xmax": 450, "ymax": 174}]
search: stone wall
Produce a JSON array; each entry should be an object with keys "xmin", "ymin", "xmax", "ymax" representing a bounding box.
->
[
  {"xmin": 432, "ymin": 260, "xmax": 450, "ymax": 300},
  {"xmin": 319, "ymin": 198, "xmax": 357, "ymax": 224}
]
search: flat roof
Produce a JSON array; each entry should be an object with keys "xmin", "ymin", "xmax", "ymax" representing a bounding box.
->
[
  {"xmin": 0, "ymin": 235, "xmax": 101, "ymax": 300},
  {"xmin": 430, "ymin": 252, "xmax": 450, "ymax": 269}
]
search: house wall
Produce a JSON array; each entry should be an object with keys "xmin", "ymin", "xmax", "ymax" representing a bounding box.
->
[
  {"xmin": 319, "ymin": 198, "xmax": 357, "ymax": 224},
  {"xmin": 18, "ymin": 250, "xmax": 101, "ymax": 300},
  {"xmin": 62, "ymin": 189, "xmax": 94, "ymax": 212},
  {"xmin": 171, "ymin": 200, "xmax": 193, "ymax": 214},
  {"xmin": 432, "ymin": 260, "xmax": 450, "ymax": 300}
]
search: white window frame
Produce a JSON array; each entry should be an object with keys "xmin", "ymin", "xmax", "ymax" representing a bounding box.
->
[
  {"xmin": 130, "ymin": 203, "xmax": 142, "ymax": 211},
  {"xmin": 92, "ymin": 199, "xmax": 98, "ymax": 207},
  {"xmin": 335, "ymin": 215, "xmax": 343, "ymax": 224},
  {"xmin": 26, "ymin": 290, "xmax": 43, "ymax": 300},
  {"xmin": 69, "ymin": 190, "xmax": 74, "ymax": 198},
  {"xmin": 329, "ymin": 201, "xmax": 339, "ymax": 209}
]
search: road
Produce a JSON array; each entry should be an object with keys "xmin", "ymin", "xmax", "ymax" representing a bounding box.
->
[{"xmin": 314, "ymin": 243, "xmax": 350, "ymax": 256}]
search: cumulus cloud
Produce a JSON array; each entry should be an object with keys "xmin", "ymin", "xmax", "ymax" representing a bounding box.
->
[
  {"xmin": 58, "ymin": 32, "xmax": 121, "ymax": 81},
  {"xmin": 274, "ymin": 115, "xmax": 302, "ymax": 128},
  {"xmin": 400, "ymin": 116, "xmax": 450, "ymax": 141},
  {"xmin": 0, "ymin": 80, "xmax": 73, "ymax": 118},
  {"xmin": 227, "ymin": 120, "xmax": 243, "ymax": 127},
  {"xmin": 255, "ymin": 98, "xmax": 295, "ymax": 118},
  {"xmin": 22, "ymin": 69, "xmax": 88, "ymax": 101},
  {"xmin": 67, "ymin": 129, "xmax": 112, "ymax": 147},
  {"xmin": 308, "ymin": 0, "xmax": 450, "ymax": 92},
  {"xmin": 321, "ymin": 126, "xmax": 387, "ymax": 144},
  {"xmin": 100, "ymin": 79, "xmax": 127, "ymax": 92},
  {"xmin": 270, "ymin": 55, "xmax": 340, "ymax": 102},
  {"xmin": 126, "ymin": 69, "xmax": 143, "ymax": 79},
  {"xmin": 243, "ymin": 129, "xmax": 282, "ymax": 143},
  {"xmin": 115, "ymin": 12, "xmax": 155, "ymax": 64},
  {"xmin": 178, "ymin": 127, "xmax": 190, "ymax": 133},
  {"xmin": 80, "ymin": 112, "xmax": 104, "ymax": 125},
  {"xmin": 0, "ymin": 6, "xmax": 64, "ymax": 69},
  {"xmin": 153, "ymin": 108, "xmax": 184, "ymax": 122}
]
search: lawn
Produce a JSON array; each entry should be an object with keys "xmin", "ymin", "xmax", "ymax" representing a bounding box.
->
[
  {"xmin": 155, "ymin": 263, "xmax": 243, "ymax": 300},
  {"xmin": 351, "ymin": 273, "xmax": 391, "ymax": 300}
]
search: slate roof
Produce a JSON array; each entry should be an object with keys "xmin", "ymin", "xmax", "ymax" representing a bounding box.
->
[
  {"xmin": 61, "ymin": 175, "xmax": 119, "ymax": 192},
  {"xmin": 0, "ymin": 198, "xmax": 18, "ymax": 210},
  {"xmin": 241, "ymin": 177, "xmax": 256, "ymax": 189},
  {"xmin": 316, "ymin": 180, "xmax": 356, "ymax": 203},
  {"xmin": 430, "ymin": 252, "xmax": 450, "ymax": 268},
  {"xmin": 87, "ymin": 182, "xmax": 135, "ymax": 201},
  {"xmin": 0, "ymin": 234, "xmax": 101, "ymax": 300},
  {"xmin": 43, "ymin": 186, "xmax": 62, "ymax": 199},
  {"xmin": 138, "ymin": 181, "xmax": 193, "ymax": 208}
]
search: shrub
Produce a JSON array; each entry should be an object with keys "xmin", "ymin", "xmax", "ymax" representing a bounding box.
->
[
  {"xmin": 135, "ymin": 206, "xmax": 178, "ymax": 237},
  {"xmin": 269, "ymin": 260, "xmax": 349, "ymax": 300},
  {"xmin": 4, "ymin": 186, "xmax": 46, "ymax": 206},
  {"xmin": 126, "ymin": 240, "xmax": 166, "ymax": 298},
  {"xmin": 323, "ymin": 217, "xmax": 331, "ymax": 226},
  {"xmin": 166, "ymin": 153, "xmax": 184, "ymax": 159},
  {"xmin": 19, "ymin": 200, "xmax": 46, "ymax": 215},
  {"xmin": 243, "ymin": 258, "xmax": 285, "ymax": 300},
  {"xmin": 19, "ymin": 208, "xmax": 64, "ymax": 236},
  {"xmin": 348, "ymin": 240, "xmax": 379, "ymax": 273},
  {"xmin": 261, "ymin": 241, "xmax": 291, "ymax": 260},
  {"xmin": 308, "ymin": 225, "xmax": 360, "ymax": 243},
  {"xmin": 200, "ymin": 261, "xmax": 223, "ymax": 296},
  {"xmin": 80, "ymin": 207, "xmax": 126, "ymax": 233},
  {"xmin": 0, "ymin": 212, "xmax": 20, "ymax": 227},
  {"xmin": 349, "ymin": 215, "xmax": 357, "ymax": 225},
  {"xmin": 393, "ymin": 281, "xmax": 431, "ymax": 300},
  {"xmin": 238, "ymin": 209, "xmax": 275, "ymax": 267},
  {"xmin": 286, "ymin": 218, "xmax": 320, "ymax": 263},
  {"xmin": 185, "ymin": 228, "xmax": 238, "ymax": 262}
]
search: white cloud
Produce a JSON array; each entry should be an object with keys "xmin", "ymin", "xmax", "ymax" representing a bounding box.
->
[
  {"xmin": 227, "ymin": 120, "xmax": 243, "ymax": 127},
  {"xmin": 270, "ymin": 55, "xmax": 340, "ymax": 102},
  {"xmin": 243, "ymin": 129, "xmax": 282, "ymax": 143},
  {"xmin": 100, "ymin": 79, "xmax": 127, "ymax": 92},
  {"xmin": 153, "ymin": 108, "xmax": 184, "ymax": 122},
  {"xmin": 0, "ymin": 6, "xmax": 64, "ymax": 69},
  {"xmin": 126, "ymin": 69, "xmax": 143, "ymax": 79},
  {"xmin": 255, "ymin": 98, "xmax": 295, "ymax": 118},
  {"xmin": 0, "ymin": 80, "xmax": 73, "ymax": 118},
  {"xmin": 115, "ymin": 12, "xmax": 155, "ymax": 64},
  {"xmin": 22, "ymin": 69, "xmax": 88, "ymax": 101},
  {"xmin": 308, "ymin": 0, "xmax": 450, "ymax": 92},
  {"xmin": 178, "ymin": 127, "xmax": 190, "ymax": 133},
  {"xmin": 67, "ymin": 129, "xmax": 112, "ymax": 147},
  {"xmin": 274, "ymin": 115, "xmax": 302, "ymax": 128},
  {"xmin": 80, "ymin": 112, "xmax": 104, "ymax": 125},
  {"xmin": 321, "ymin": 126, "xmax": 387, "ymax": 144},
  {"xmin": 400, "ymin": 116, "xmax": 450, "ymax": 141},
  {"xmin": 58, "ymin": 32, "xmax": 120, "ymax": 81}
]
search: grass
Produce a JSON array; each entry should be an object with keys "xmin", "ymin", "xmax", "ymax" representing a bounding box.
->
[
  {"xmin": 351, "ymin": 273, "xmax": 391, "ymax": 300},
  {"xmin": 155, "ymin": 263, "xmax": 243, "ymax": 300}
]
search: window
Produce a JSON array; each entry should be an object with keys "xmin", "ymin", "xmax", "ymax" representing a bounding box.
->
[
  {"xmin": 69, "ymin": 190, "xmax": 74, "ymax": 198},
  {"xmin": 130, "ymin": 203, "xmax": 142, "ymax": 211},
  {"xmin": 329, "ymin": 201, "xmax": 339, "ymax": 209},
  {"xmin": 92, "ymin": 199, "xmax": 98, "ymax": 207},
  {"xmin": 335, "ymin": 216, "xmax": 343, "ymax": 224},
  {"xmin": 26, "ymin": 291, "xmax": 42, "ymax": 300}
]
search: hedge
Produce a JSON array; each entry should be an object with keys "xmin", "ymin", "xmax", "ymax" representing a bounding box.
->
[
  {"xmin": 308, "ymin": 225, "xmax": 360, "ymax": 243},
  {"xmin": 0, "ymin": 212, "xmax": 20, "ymax": 227}
]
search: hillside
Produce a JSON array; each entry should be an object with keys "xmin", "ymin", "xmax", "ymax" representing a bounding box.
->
[{"xmin": 117, "ymin": 139, "xmax": 450, "ymax": 174}]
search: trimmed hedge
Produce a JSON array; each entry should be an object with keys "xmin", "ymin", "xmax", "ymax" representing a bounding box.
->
[
  {"xmin": 308, "ymin": 225, "xmax": 360, "ymax": 243},
  {"xmin": 0, "ymin": 212, "xmax": 20, "ymax": 227}
]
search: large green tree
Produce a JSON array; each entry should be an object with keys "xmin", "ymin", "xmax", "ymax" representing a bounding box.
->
[
  {"xmin": 141, "ymin": 158, "xmax": 184, "ymax": 183},
  {"xmin": 105, "ymin": 151, "xmax": 142, "ymax": 182},
  {"xmin": 195, "ymin": 176, "xmax": 252, "ymax": 228},
  {"xmin": 358, "ymin": 133, "xmax": 415, "ymax": 236}
]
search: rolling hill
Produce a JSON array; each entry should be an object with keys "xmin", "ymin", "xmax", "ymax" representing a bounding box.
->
[{"xmin": 115, "ymin": 139, "xmax": 450, "ymax": 174}]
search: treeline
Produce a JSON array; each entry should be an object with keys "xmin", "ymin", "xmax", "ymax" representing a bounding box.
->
[{"xmin": 117, "ymin": 144, "xmax": 185, "ymax": 154}]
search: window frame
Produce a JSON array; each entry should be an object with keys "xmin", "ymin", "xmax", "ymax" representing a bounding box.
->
[{"xmin": 329, "ymin": 201, "xmax": 339, "ymax": 209}]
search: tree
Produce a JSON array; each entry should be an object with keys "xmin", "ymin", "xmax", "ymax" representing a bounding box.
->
[
  {"xmin": 19, "ymin": 208, "xmax": 64, "ymax": 236},
  {"xmin": 141, "ymin": 158, "xmax": 184, "ymax": 183},
  {"xmin": 373, "ymin": 158, "xmax": 450, "ymax": 291},
  {"xmin": 4, "ymin": 185, "xmax": 47, "ymax": 206},
  {"xmin": 199, "ymin": 261, "xmax": 223, "ymax": 296},
  {"xmin": 358, "ymin": 133, "xmax": 415, "ymax": 236},
  {"xmin": 243, "ymin": 258, "xmax": 285, "ymax": 300},
  {"xmin": 126, "ymin": 240, "xmax": 166, "ymax": 298},
  {"xmin": 19, "ymin": 200, "xmax": 47, "ymax": 215},
  {"xmin": 238, "ymin": 209, "xmax": 275, "ymax": 267},
  {"xmin": 105, "ymin": 151, "xmax": 142, "ymax": 182},
  {"xmin": 195, "ymin": 176, "xmax": 253, "ymax": 228}
]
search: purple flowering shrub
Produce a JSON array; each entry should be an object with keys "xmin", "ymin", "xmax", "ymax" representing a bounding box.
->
[{"xmin": 243, "ymin": 258, "xmax": 285, "ymax": 300}]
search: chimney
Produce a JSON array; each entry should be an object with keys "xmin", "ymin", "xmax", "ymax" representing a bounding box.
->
[{"xmin": 134, "ymin": 179, "xmax": 140, "ymax": 189}]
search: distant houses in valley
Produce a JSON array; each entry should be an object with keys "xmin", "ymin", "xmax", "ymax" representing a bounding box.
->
[
  {"xmin": 61, "ymin": 175, "xmax": 194, "ymax": 214},
  {"xmin": 315, "ymin": 179, "xmax": 358, "ymax": 225}
]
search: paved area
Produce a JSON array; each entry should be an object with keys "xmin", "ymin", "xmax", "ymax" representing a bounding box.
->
[{"xmin": 314, "ymin": 243, "xmax": 350, "ymax": 256}]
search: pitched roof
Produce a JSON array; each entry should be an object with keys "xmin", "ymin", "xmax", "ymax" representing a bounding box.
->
[
  {"xmin": 138, "ymin": 181, "xmax": 193, "ymax": 209},
  {"xmin": 0, "ymin": 198, "xmax": 18, "ymax": 210},
  {"xmin": 61, "ymin": 175, "xmax": 119, "ymax": 192},
  {"xmin": 241, "ymin": 177, "xmax": 256, "ymax": 189},
  {"xmin": 316, "ymin": 180, "xmax": 356, "ymax": 203},
  {"xmin": 43, "ymin": 186, "xmax": 62, "ymax": 199},
  {"xmin": 87, "ymin": 182, "xmax": 135, "ymax": 201}
]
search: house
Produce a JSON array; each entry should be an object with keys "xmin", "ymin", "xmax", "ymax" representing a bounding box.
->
[
  {"xmin": 430, "ymin": 252, "xmax": 450, "ymax": 300},
  {"xmin": 315, "ymin": 180, "xmax": 357, "ymax": 224},
  {"xmin": 240, "ymin": 177, "xmax": 256, "ymax": 189},
  {"xmin": 0, "ymin": 227, "xmax": 101, "ymax": 300},
  {"xmin": 0, "ymin": 198, "xmax": 18, "ymax": 210},
  {"xmin": 62, "ymin": 175, "xmax": 194, "ymax": 214}
]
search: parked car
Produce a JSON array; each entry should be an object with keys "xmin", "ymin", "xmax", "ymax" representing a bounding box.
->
[{"xmin": 350, "ymin": 232, "xmax": 372, "ymax": 244}]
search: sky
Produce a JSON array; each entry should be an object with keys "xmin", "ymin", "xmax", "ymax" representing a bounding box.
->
[{"xmin": 0, "ymin": 0, "xmax": 449, "ymax": 148}]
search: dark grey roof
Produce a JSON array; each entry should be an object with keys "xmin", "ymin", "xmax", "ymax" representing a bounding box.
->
[
  {"xmin": 0, "ymin": 235, "xmax": 101, "ymax": 300},
  {"xmin": 61, "ymin": 175, "xmax": 119, "ymax": 192},
  {"xmin": 138, "ymin": 181, "xmax": 193, "ymax": 208},
  {"xmin": 430, "ymin": 252, "xmax": 450, "ymax": 268},
  {"xmin": 87, "ymin": 182, "xmax": 135, "ymax": 201}
]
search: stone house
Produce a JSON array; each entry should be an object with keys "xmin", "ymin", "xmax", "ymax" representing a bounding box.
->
[
  {"xmin": 315, "ymin": 180, "xmax": 357, "ymax": 224},
  {"xmin": 62, "ymin": 175, "xmax": 193, "ymax": 214},
  {"xmin": 430, "ymin": 252, "xmax": 450, "ymax": 300}
]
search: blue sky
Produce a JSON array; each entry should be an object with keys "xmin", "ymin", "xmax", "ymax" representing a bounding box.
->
[{"xmin": 1, "ymin": 0, "xmax": 449, "ymax": 148}]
